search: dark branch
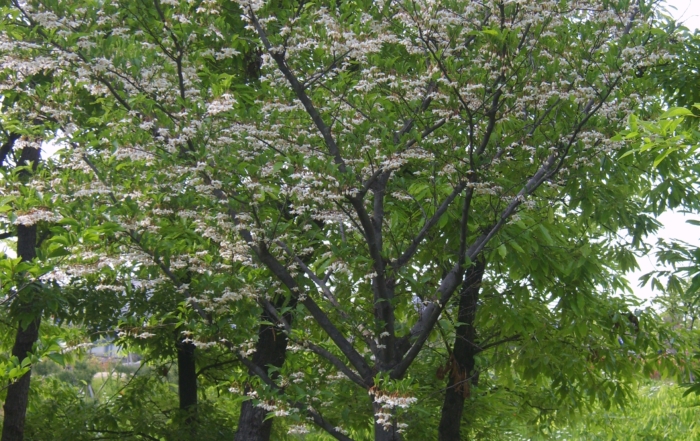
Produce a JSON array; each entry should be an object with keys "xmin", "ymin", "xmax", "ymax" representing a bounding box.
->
[
  {"xmin": 392, "ymin": 182, "xmax": 466, "ymax": 270},
  {"xmin": 248, "ymin": 9, "xmax": 347, "ymax": 172},
  {"xmin": 0, "ymin": 133, "xmax": 20, "ymax": 167},
  {"xmin": 476, "ymin": 334, "xmax": 522, "ymax": 353}
]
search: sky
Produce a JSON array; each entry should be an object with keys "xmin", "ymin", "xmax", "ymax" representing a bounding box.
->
[
  {"xmin": 664, "ymin": 0, "xmax": 700, "ymax": 31},
  {"xmin": 627, "ymin": 0, "xmax": 700, "ymax": 303}
]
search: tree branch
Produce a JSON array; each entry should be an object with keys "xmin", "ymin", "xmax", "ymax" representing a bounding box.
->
[
  {"xmin": 275, "ymin": 242, "xmax": 342, "ymax": 310},
  {"xmin": 306, "ymin": 407, "xmax": 356, "ymax": 441},
  {"xmin": 392, "ymin": 182, "xmax": 466, "ymax": 270},
  {"xmin": 241, "ymin": 238, "xmax": 374, "ymax": 381},
  {"xmin": 392, "ymin": 152, "xmax": 560, "ymax": 379},
  {"xmin": 0, "ymin": 133, "xmax": 20, "ymax": 167},
  {"xmin": 262, "ymin": 297, "xmax": 369, "ymax": 388},
  {"xmin": 248, "ymin": 8, "xmax": 347, "ymax": 172},
  {"xmin": 476, "ymin": 334, "xmax": 522, "ymax": 353},
  {"xmin": 393, "ymin": 81, "xmax": 437, "ymax": 144},
  {"xmin": 360, "ymin": 118, "xmax": 447, "ymax": 199},
  {"xmin": 274, "ymin": 240, "xmax": 379, "ymax": 355},
  {"xmin": 227, "ymin": 341, "xmax": 357, "ymax": 441},
  {"xmin": 0, "ymin": 231, "xmax": 15, "ymax": 240},
  {"xmin": 458, "ymin": 188, "xmax": 474, "ymax": 265}
]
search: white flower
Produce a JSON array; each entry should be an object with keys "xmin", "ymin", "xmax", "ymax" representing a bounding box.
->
[
  {"xmin": 206, "ymin": 93, "xmax": 236, "ymax": 115},
  {"xmin": 13, "ymin": 208, "xmax": 62, "ymax": 226},
  {"xmin": 287, "ymin": 425, "xmax": 309, "ymax": 435}
]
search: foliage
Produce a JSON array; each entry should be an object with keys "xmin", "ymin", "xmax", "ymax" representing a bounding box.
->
[
  {"xmin": 552, "ymin": 381, "xmax": 700, "ymax": 441},
  {"xmin": 23, "ymin": 374, "xmax": 240, "ymax": 441},
  {"xmin": 617, "ymin": 30, "xmax": 700, "ymax": 404},
  {"xmin": 0, "ymin": 0, "xmax": 694, "ymax": 440}
]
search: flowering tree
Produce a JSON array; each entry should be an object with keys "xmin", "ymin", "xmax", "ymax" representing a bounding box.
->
[
  {"xmin": 0, "ymin": 0, "xmax": 677, "ymax": 440},
  {"xmin": 218, "ymin": 0, "xmax": 665, "ymax": 439},
  {"xmin": 0, "ymin": 131, "xmax": 43, "ymax": 441},
  {"xmin": 0, "ymin": 0, "xmax": 316, "ymax": 438},
  {"xmin": 0, "ymin": 69, "xmax": 71, "ymax": 440}
]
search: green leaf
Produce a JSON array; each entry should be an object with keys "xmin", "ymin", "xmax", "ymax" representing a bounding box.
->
[
  {"xmin": 660, "ymin": 107, "xmax": 694, "ymax": 119},
  {"xmin": 497, "ymin": 244, "xmax": 507, "ymax": 258},
  {"xmin": 46, "ymin": 352, "xmax": 65, "ymax": 366}
]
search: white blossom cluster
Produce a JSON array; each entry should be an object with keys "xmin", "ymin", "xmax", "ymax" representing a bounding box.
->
[
  {"xmin": 370, "ymin": 389, "xmax": 418, "ymax": 409},
  {"xmin": 287, "ymin": 424, "xmax": 309, "ymax": 435},
  {"xmin": 116, "ymin": 328, "xmax": 156, "ymax": 339},
  {"xmin": 13, "ymin": 208, "xmax": 62, "ymax": 226}
]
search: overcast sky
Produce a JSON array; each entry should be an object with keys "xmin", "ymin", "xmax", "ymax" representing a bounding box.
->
[{"xmin": 664, "ymin": 0, "xmax": 700, "ymax": 31}]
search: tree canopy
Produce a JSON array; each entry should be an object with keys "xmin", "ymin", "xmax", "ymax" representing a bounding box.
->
[{"xmin": 1, "ymin": 0, "xmax": 699, "ymax": 440}]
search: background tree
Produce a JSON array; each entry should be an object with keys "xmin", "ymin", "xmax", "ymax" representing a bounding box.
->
[
  {"xmin": 0, "ymin": 0, "xmax": 323, "ymax": 438},
  {"xmin": 618, "ymin": 28, "xmax": 700, "ymax": 398},
  {"xmin": 0, "ymin": 67, "xmax": 72, "ymax": 440}
]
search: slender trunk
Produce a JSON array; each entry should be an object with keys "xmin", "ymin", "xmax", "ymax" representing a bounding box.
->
[
  {"xmin": 1, "ymin": 318, "xmax": 40, "ymax": 441},
  {"xmin": 234, "ymin": 300, "xmax": 293, "ymax": 441},
  {"xmin": 176, "ymin": 338, "xmax": 198, "ymax": 417},
  {"xmin": 373, "ymin": 401, "xmax": 404, "ymax": 441},
  {"xmin": 2, "ymin": 145, "xmax": 41, "ymax": 441},
  {"xmin": 437, "ymin": 260, "xmax": 486, "ymax": 441}
]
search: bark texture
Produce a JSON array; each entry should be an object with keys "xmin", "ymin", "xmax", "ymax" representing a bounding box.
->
[
  {"xmin": 437, "ymin": 260, "xmax": 486, "ymax": 441},
  {"xmin": 234, "ymin": 299, "xmax": 293, "ymax": 441},
  {"xmin": 177, "ymin": 339, "xmax": 198, "ymax": 414},
  {"xmin": 1, "ymin": 317, "xmax": 40, "ymax": 441},
  {"xmin": 372, "ymin": 401, "xmax": 404, "ymax": 441},
  {"xmin": 2, "ymin": 145, "xmax": 41, "ymax": 441}
]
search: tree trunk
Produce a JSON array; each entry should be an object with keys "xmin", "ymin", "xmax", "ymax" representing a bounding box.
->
[
  {"xmin": 234, "ymin": 392, "xmax": 272, "ymax": 441},
  {"xmin": 234, "ymin": 300, "xmax": 293, "ymax": 441},
  {"xmin": 177, "ymin": 338, "xmax": 198, "ymax": 416},
  {"xmin": 1, "ymin": 317, "xmax": 40, "ymax": 441},
  {"xmin": 2, "ymin": 145, "xmax": 41, "ymax": 441},
  {"xmin": 437, "ymin": 260, "xmax": 486, "ymax": 441},
  {"xmin": 373, "ymin": 401, "xmax": 404, "ymax": 441}
]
